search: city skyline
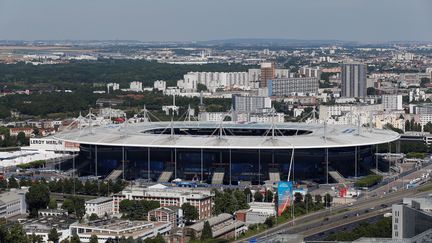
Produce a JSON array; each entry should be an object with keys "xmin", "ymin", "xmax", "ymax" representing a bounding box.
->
[{"xmin": 0, "ymin": 0, "xmax": 431, "ymax": 42}]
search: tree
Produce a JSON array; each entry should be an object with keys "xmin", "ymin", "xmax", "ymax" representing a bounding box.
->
[
  {"xmin": 324, "ymin": 193, "xmax": 333, "ymax": 207},
  {"xmin": 200, "ymin": 221, "xmax": 212, "ymax": 240},
  {"xmin": 367, "ymin": 87, "xmax": 376, "ymax": 96},
  {"xmin": 61, "ymin": 199, "xmax": 74, "ymax": 213},
  {"xmin": 243, "ymin": 188, "xmax": 252, "ymax": 203},
  {"xmin": 0, "ymin": 179, "xmax": 7, "ymax": 190},
  {"xmin": 72, "ymin": 197, "xmax": 86, "ymax": 220},
  {"xmin": 33, "ymin": 128, "xmax": 40, "ymax": 136},
  {"xmin": 89, "ymin": 235, "xmax": 98, "ymax": 243},
  {"xmin": 424, "ymin": 122, "xmax": 432, "ymax": 133},
  {"xmin": 181, "ymin": 203, "xmax": 198, "ymax": 224},
  {"xmin": 61, "ymin": 196, "xmax": 85, "ymax": 220},
  {"xmin": 226, "ymin": 193, "xmax": 238, "ymax": 214},
  {"xmin": 264, "ymin": 216, "xmax": 275, "ymax": 228},
  {"xmin": 119, "ymin": 199, "xmax": 160, "ymax": 220},
  {"xmin": 197, "ymin": 83, "xmax": 208, "ymax": 92},
  {"xmin": 26, "ymin": 183, "xmax": 50, "ymax": 217},
  {"xmin": 5, "ymin": 224, "xmax": 29, "ymax": 243},
  {"xmin": 304, "ymin": 193, "xmax": 313, "ymax": 212},
  {"xmin": 20, "ymin": 178, "xmax": 32, "ymax": 187},
  {"xmin": 0, "ymin": 224, "xmax": 9, "ymax": 243},
  {"xmin": 8, "ymin": 176, "xmax": 19, "ymax": 188},
  {"xmin": 16, "ymin": 131, "xmax": 27, "ymax": 146},
  {"xmin": 384, "ymin": 124, "xmax": 404, "ymax": 134},
  {"xmin": 48, "ymin": 228, "xmax": 60, "ymax": 243},
  {"xmin": 70, "ymin": 234, "xmax": 81, "ymax": 243},
  {"xmin": 305, "ymin": 193, "xmax": 313, "ymax": 204},
  {"xmin": 89, "ymin": 213, "xmax": 99, "ymax": 221},
  {"xmin": 405, "ymin": 120, "xmax": 411, "ymax": 132},
  {"xmin": 29, "ymin": 233, "xmax": 43, "ymax": 243},
  {"xmin": 294, "ymin": 192, "xmax": 303, "ymax": 204},
  {"xmin": 233, "ymin": 189, "xmax": 249, "ymax": 210},
  {"xmin": 122, "ymin": 236, "xmax": 134, "ymax": 243},
  {"xmin": 265, "ymin": 190, "xmax": 274, "ymax": 203},
  {"xmin": 254, "ymin": 191, "xmax": 263, "ymax": 202},
  {"xmin": 48, "ymin": 198, "xmax": 57, "ymax": 209},
  {"xmin": 144, "ymin": 234, "xmax": 165, "ymax": 243}
]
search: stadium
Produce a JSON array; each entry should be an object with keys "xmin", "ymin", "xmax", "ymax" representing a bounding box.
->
[{"xmin": 53, "ymin": 121, "xmax": 401, "ymax": 185}]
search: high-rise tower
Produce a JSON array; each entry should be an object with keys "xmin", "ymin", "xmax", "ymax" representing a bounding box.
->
[
  {"xmin": 341, "ymin": 62, "xmax": 367, "ymax": 98},
  {"xmin": 260, "ymin": 62, "xmax": 275, "ymax": 88}
]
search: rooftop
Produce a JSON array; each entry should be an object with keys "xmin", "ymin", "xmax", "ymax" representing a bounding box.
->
[
  {"xmin": 71, "ymin": 219, "xmax": 170, "ymax": 238},
  {"xmin": 85, "ymin": 197, "xmax": 113, "ymax": 204},
  {"xmin": 54, "ymin": 121, "xmax": 400, "ymax": 149},
  {"xmin": 0, "ymin": 188, "xmax": 27, "ymax": 204},
  {"xmin": 20, "ymin": 215, "xmax": 76, "ymax": 232},
  {"xmin": 187, "ymin": 213, "xmax": 232, "ymax": 232},
  {"xmin": 116, "ymin": 185, "xmax": 213, "ymax": 199}
]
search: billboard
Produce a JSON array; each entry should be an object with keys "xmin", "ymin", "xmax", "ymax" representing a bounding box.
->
[
  {"xmin": 277, "ymin": 181, "xmax": 293, "ymax": 216},
  {"xmin": 27, "ymin": 138, "xmax": 80, "ymax": 152}
]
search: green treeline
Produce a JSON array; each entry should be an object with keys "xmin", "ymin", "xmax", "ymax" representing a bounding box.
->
[
  {"xmin": 324, "ymin": 217, "xmax": 392, "ymax": 241},
  {"xmin": 0, "ymin": 60, "xmax": 242, "ymax": 118},
  {"xmin": 0, "ymin": 60, "xmax": 251, "ymax": 86}
]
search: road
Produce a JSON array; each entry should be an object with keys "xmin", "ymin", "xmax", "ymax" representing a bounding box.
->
[
  {"xmin": 368, "ymin": 163, "xmax": 432, "ymax": 196},
  {"xmin": 234, "ymin": 181, "xmax": 432, "ymax": 243},
  {"xmin": 304, "ymin": 211, "xmax": 385, "ymax": 241}
]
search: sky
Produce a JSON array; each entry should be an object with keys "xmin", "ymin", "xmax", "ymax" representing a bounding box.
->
[{"xmin": 0, "ymin": 0, "xmax": 431, "ymax": 42}]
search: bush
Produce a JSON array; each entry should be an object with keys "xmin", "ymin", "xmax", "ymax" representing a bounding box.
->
[
  {"xmin": 17, "ymin": 160, "xmax": 46, "ymax": 169},
  {"xmin": 354, "ymin": 174, "xmax": 383, "ymax": 188},
  {"xmin": 406, "ymin": 152, "xmax": 426, "ymax": 159}
]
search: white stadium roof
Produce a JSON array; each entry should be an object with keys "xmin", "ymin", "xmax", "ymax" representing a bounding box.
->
[{"xmin": 53, "ymin": 121, "xmax": 400, "ymax": 150}]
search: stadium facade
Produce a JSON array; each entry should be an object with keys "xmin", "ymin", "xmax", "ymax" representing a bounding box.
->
[{"xmin": 53, "ymin": 122, "xmax": 400, "ymax": 184}]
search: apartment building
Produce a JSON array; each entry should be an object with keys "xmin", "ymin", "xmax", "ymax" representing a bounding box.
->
[{"xmin": 113, "ymin": 184, "xmax": 213, "ymax": 220}]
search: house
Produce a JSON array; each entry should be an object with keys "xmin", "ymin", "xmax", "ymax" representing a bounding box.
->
[
  {"xmin": 9, "ymin": 127, "xmax": 33, "ymax": 137},
  {"xmin": 148, "ymin": 206, "xmax": 184, "ymax": 228}
]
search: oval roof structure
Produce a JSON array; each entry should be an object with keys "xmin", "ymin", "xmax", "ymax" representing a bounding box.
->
[{"xmin": 53, "ymin": 121, "xmax": 400, "ymax": 149}]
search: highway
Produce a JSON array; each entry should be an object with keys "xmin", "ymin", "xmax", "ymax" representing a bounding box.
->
[
  {"xmin": 235, "ymin": 181, "xmax": 432, "ymax": 243},
  {"xmin": 367, "ymin": 163, "xmax": 432, "ymax": 196}
]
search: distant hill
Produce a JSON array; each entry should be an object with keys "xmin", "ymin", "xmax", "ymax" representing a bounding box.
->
[{"xmin": 197, "ymin": 38, "xmax": 355, "ymax": 47}]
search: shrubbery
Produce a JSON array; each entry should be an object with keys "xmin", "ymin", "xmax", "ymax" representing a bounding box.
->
[
  {"xmin": 17, "ymin": 160, "xmax": 46, "ymax": 169},
  {"xmin": 354, "ymin": 174, "xmax": 383, "ymax": 188},
  {"xmin": 406, "ymin": 152, "xmax": 426, "ymax": 159}
]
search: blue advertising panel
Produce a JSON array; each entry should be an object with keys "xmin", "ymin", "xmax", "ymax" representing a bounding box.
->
[{"xmin": 277, "ymin": 181, "xmax": 293, "ymax": 216}]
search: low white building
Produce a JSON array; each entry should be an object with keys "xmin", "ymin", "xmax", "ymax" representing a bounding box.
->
[
  {"xmin": 249, "ymin": 113, "xmax": 285, "ymax": 123},
  {"xmin": 198, "ymin": 112, "xmax": 227, "ymax": 122},
  {"xmin": 85, "ymin": 197, "xmax": 113, "ymax": 217},
  {"xmin": 0, "ymin": 188, "xmax": 28, "ymax": 219},
  {"xmin": 240, "ymin": 202, "xmax": 276, "ymax": 225},
  {"xmin": 107, "ymin": 83, "xmax": 120, "ymax": 92},
  {"xmin": 70, "ymin": 219, "xmax": 171, "ymax": 243},
  {"xmin": 129, "ymin": 81, "xmax": 143, "ymax": 92},
  {"xmin": 177, "ymin": 78, "xmax": 197, "ymax": 92},
  {"xmin": 154, "ymin": 80, "xmax": 166, "ymax": 91},
  {"xmin": 98, "ymin": 108, "xmax": 126, "ymax": 119},
  {"xmin": 21, "ymin": 215, "xmax": 74, "ymax": 242}
]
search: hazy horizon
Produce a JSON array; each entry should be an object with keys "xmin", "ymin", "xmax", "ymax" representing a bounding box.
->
[{"xmin": 0, "ymin": 0, "xmax": 431, "ymax": 42}]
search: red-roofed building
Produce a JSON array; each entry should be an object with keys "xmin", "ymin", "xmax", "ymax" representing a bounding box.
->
[{"xmin": 9, "ymin": 127, "xmax": 33, "ymax": 137}]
